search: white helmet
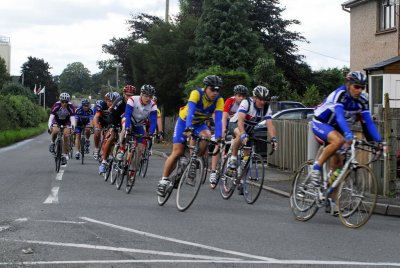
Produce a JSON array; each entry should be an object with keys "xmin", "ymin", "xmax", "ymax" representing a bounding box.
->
[
  {"xmin": 60, "ymin": 92, "xmax": 70, "ymax": 101},
  {"xmin": 253, "ymin": 85, "xmax": 269, "ymax": 100}
]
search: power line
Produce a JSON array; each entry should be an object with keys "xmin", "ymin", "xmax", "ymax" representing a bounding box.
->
[{"xmin": 299, "ymin": 47, "xmax": 350, "ymax": 63}]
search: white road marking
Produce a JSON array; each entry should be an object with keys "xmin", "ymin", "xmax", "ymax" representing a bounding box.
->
[
  {"xmin": 0, "ymin": 239, "xmax": 239, "ymax": 261},
  {"xmin": 0, "ymin": 259, "xmax": 399, "ymax": 266},
  {"xmin": 80, "ymin": 217, "xmax": 275, "ymax": 261},
  {"xmin": 0, "ymin": 226, "xmax": 10, "ymax": 232},
  {"xmin": 55, "ymin": 170, "xmax": 64, "ymax": 180},
  {"xmin": 33, "ymin": 220, "xmax": 86, "ymax": 224},
  {"xmin": 14, "ymin": 218, "xmax": 28, "ymax": 222},
  {"xmin": 43, "ymin": 187, "xmax": 59, "ymax": 204}
]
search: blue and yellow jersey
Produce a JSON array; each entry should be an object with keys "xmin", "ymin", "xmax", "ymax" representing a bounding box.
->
[
  {"xmin": 157, "ymin": 108, "xmax": 161, "ymax": 118},
  {"xmin": 179, "ymin": 88, "xmax": 224, "ymax": 125}
]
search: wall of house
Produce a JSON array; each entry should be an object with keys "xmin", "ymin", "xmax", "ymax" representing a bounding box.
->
[{"xmin": 349, "ymin": 1, "xmax": 398, "ymax": 71}]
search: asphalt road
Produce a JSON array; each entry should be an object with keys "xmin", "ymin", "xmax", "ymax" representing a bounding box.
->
[{"xmin": 0, "ymin": 133, "xmax": 399, "ymax": 267}]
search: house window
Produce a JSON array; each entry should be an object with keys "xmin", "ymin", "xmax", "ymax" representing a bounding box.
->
[
  {"xmin": 379, "ymin": 0, "xmax": 396, "ymax": 31},
  {"xmin": 370, "ymin": 75, "xmax": 383, "ymax": 108}
]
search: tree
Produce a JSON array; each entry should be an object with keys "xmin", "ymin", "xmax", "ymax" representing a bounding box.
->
[
  {"xmin": 0, "ymin": 57, "xmax": 11, "ymax": 89},
  {"xmin": 311, "ymin": 67, "xmax": 349, "ymax": 97},
  {"xmin": 19, "ymin": 56, "xmax": 58, "ymax": 107},
  {"xmin": 0, "ymin": 82, "xmax": 36, "ymax": 102},
  {"xmin": 59, "ymin": 62, "xmax": 91, "ymax": 94},
  {"xmin": 249, "ymin": 0, "xmax": 313, "ymax": 95},
  {"xmin": 194, "ymin": 0, "xmax": 262, "ymax": 72},
  {"xmin": 179, "ymin": 0, "xmax": 204, "ymax": 18}
]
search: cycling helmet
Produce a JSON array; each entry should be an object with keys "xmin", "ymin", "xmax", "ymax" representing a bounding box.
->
[
  {"xmin": 141, "ymin": 84, "xmax": 156, "ymax": 96},
  {"xmin": 95, "ymin": 99, "xmax": 105, "ymax": 108},
  {"xmin": 60, "ymin": 92, "xmax": 70, "ymax": 102},
  {"xmin": 113, "ymin": 92, "xmax": 120, "ymax": 99},
  {"xmin": 123, "ymin": 85, "xmax": 136, "ymax": 95},
  {"xmin": 233, "ymin": 85, "xmax": 248, "ymax": 96},
  {"xmin": 104, "ymin": 92, "xmax": 116, "ymax": 101},
  {"xmin": 253, "ymin": 85, "xmax": 269, "ymax": 100},
  {"xmin": 203, "ymin": 75, "xmax": 223, "ymax": 89},
  {"xmin": 81, "ymin": 98, "xmax": 90, "ymax": 106},
  {"xmin": 346, "ymin": 71, "xmax": 367, "ymax": 85}
]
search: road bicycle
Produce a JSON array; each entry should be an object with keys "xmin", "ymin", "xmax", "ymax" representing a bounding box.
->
[
  {"xmin": 220, "ymin": 136, "xmax": 273, "ymax": 204},
  {"xmin": 54, "ymin": 125, "xmax": 66, "ymax": 173},
  {"xmin": 290, "ymin": 136, "xmax": 384, "ymax": 228},
  {"xmin": 103, "ymin": 126, "xmax": 120, "ymax": 183},
  {"xmin": 68, "ymin": 131, "xmax": 75, "ymax": 159},
  {"xmin": 113, "ymin": 133, "xmax": 151, "ymax": 194},
  {"xmin": 79, "ymin": 126, "xmax": 92, "ymax": 165}
]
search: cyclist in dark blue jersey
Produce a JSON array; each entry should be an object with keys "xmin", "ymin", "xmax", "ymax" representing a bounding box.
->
[
  {"xmin": 309, "ymin": 71, "xmax": 383, "ymax": 213},
  {"xmin": 74, "ymin": 98, "xmax": 94, "ymax": 159}
]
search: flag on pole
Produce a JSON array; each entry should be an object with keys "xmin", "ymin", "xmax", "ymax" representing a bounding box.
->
[
  {"xmin": 38, "ymin": 86, "xmax": 45, "ymax": 95},
  {"xmin": 33, "ymin": 84, "xmax": 37, "ymax": 94}
]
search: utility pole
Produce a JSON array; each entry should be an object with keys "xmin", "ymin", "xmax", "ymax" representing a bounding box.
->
[
  {"xmin": 116, "ymin": 64, "xmax": 120, "ymax": 89},
  {"xmin": 165, "ymin": 0, "xmax": 169, "ymax": 23}
]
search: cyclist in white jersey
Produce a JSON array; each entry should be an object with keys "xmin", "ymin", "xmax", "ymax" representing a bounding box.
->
[{"xmin": 226, "ymin": 86, "xmax": 277, "ymax": 177}]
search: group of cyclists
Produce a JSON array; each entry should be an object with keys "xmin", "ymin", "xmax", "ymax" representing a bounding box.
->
[{"xmin": 47, "ymin": 70, "xmax": 384, "ymax": 215}]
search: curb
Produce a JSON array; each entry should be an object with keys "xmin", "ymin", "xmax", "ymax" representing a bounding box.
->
[{"xmin": 153, "ymin": 150, "xmax": 400, "ymax": 217}]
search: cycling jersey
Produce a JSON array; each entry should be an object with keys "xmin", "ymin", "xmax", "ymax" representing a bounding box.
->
[
  {"xmin": 107, "ymin": 96, "xmax": 126, "ymax": 128},
  {"xmin": 313, "ymin": 85, "xmax": 381, "ymax": 142},
  {"xmin": 124, "ymin": 96, "xmax": 157, "ymax": 134},
  {"xmin": 48, "ymin": 101, "xmax": 76, "ymax": 128},
  {"xmin": 75, "ymin": 105, "xmax": 94, "ymax": 127},
  {"xmin": 95, "ymin": 101, "xmax": 110, "ymax": 127},
  {"xmin": 223, "ymin": 96, "xmax": 240, "ymax": 117},
  {"xmin": 178, "ymin": 88, "xmax": 224, "ymax": 138},
  {"xmin": 230, "ymin": 97, "xmax": 272, "ymax": 133}
]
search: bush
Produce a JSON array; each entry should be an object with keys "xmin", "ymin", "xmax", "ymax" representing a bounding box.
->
[
  {"xmin": 0, "ymin": 82, "xmax": 37, "ymax": 102},
  {"xmin": 0, "ymin": 95, "xmax": 47, "ymax": 131}
]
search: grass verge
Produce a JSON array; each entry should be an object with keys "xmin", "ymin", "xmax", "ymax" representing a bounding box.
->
[{"xmin": 0, "ymin": 123, "xmax": 47, "ymax": 148}]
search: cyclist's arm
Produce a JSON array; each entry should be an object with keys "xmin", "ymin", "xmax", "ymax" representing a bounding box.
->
[
  {"xmin": 361, "ymin": 111, "xmax": 382, "ymax": 142},
  {"xmin": 124, "ymin": 100, "xmax": 134, "ymax": 130},
  {"xmin": 185, "ymin": 90, "xmax": 201, "ymax": 128},
  {"xmin": 335, "ymin": 104, "xmax": 353, "ymax": 141},
  {"xmin": 48, "ymin": 114, "xmax": 55, "ymax": 129},
  {"xmin": 93, "ymin": 112, "xmax": 101, "ymax": 129},
  {"xmin": 237, "ymin": 112, "xmax": 246, "ymax": 134},
  {"xmin": 213, "ymin": 97, "xmax": 224, "ymax": 139},
  {"xmin": 266, "ymin": 119, "xmax": 276, "ymax": 139},
  {"xmin": 70, "ymin": 116, "xmax": 76, "ymax": 128},
  {"xmin": 222, "ymin": 112, "xmax": 229, "ymax": 133},
  {"xmin": 149, "ymin": 110, "xmax": 158, "ymax": 135}
]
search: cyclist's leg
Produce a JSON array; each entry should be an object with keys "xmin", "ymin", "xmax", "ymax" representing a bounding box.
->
[
  {"xmin": 99, "ymin": 128, "xmax": 115, "ymax": 174},
  {"xmin": 195, "ymin": 124, "xmax": 211, "ymax": 157},
  {"xmin": 75, "ymin": 127, "xmax": 82, "ymax": 158},
  {"xmin": 49, "ymin": 125, "xmax": 59, "ymax": 153},
  {"xmin": 63, "ymin": 127, "xmax": 71, "ymax": 155}
]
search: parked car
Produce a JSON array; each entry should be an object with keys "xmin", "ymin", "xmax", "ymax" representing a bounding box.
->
[
  {"xmin": 253, "ymin": 107, "xmax": 314, "ymax": 156},
  {"xmin": 270, "ymin": 101, "xmax": 306, "ymax": 114}
]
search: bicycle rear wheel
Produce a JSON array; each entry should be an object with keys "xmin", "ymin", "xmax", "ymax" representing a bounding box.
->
[
  {"xmin": 110, "ymin": 162, "xmax": 119, "ymax": 185},
  {"xmin": 219, "ymin": 154, "xmax": 237, "ymax": 200},
  {"xmin": 104, "ymin": 158, "xmax": 113, "ymax": 182},
  {"xmin": 337, "ymin": 165, "xmax": 377, "ymax": 228},
  {"xmin": 176, "ymin": 157, "xmax": 204, "ymax": 212},
  {"xmin": 126, "ymin": 150, "xmax": 138, "ymax": 194},
  {"xmin": 243, "ymin": 153, "xmax": 265, "ymax": 204},
  {"xmin": 289, "ymin": 160, "xmax": 319, "ymax": 221},
  {"xmin": 115, "ymin": 161, "xmax": 127, "ymax": 190}
]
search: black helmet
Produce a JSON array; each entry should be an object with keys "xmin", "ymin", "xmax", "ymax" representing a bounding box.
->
[
  {"xmin": 346, "ymin": 71, "xmax": 367, "ymax": 85},
  {"xmin": 233, "ymin": 85, "xmax": 248, "ymax": 96},
  {"xmin": 141, "ymin": 84, "xmax": 156, "ymax": 95},
  {"xmin": 253, "ymin": 85, "xmax": 269, "ymax": 100},
  {"xmin": 203, "ymin": 75, "xmax": 223, "ymax": 89}
]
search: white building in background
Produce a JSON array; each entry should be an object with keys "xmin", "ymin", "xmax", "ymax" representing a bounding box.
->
[{"xmin": 0, "ymin": 36, "xmax": 11, "ymax": 74}]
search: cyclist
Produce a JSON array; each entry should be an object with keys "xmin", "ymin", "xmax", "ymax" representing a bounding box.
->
[
  {"xmin": 152, "ymin": 96, "xmax": 164, "ymax": 142},
  {"xmin": 74, "ymin": 98, "xmax": 94, "ymax": 159},
  {"xmin": 157, "ymin": 75, "xmax": 224, "ymax": 197},
  {"xmin": 309, "ymin": 71, "xmax": 382, "ymax": 213},
  {"xmin": 208, "ymin": 84, "xmax": 248, "ymax": 188},
  {"xmin": 48, "ymin": 92, "xmax": 76, "ymax": 166},
  {"xmin": 115, "ymin": 85, "xmax": 158, "ymax": 185},
  {"xmin": 225, "ymin": 86, "xmax": 277, "ymax": 182},
  {"xmin": 93, "ymin": 97, "xmax": 112, "ymax": 160},
  {"xmin": 98, "ymin": 86, "xmax": 135, "ymax": 174}
]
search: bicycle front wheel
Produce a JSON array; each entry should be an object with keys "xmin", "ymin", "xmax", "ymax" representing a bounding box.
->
[
  {"xmin": 126, "ymin": 150, "xmax": 138, "ymax": 194},
  {"xmin": 219, "ymin": 154, "xmax": 237, "ymax": 200},
  {"xmin": 140, "ymin": 150, "xmax": 150, "ymax": 178},
  {"xmin": 157, "ymin": 160, "xmax": 183, "ymax": 206},
  {"xmin": 243, "ymin": 153, "xmax": 265, "ymax": 204},
  {"xmin": 289, "ymin": 160, "xmax": 319, "ymax": 221},
  {"xmin": 80, "ymin": 137, "xmax": 85, "ymax": 165},
  {"xmin": 176, "ymin": 157, "xmax": 204, "ymax": 212},
  {"xmin": 55, "ymin": 138, "xmax": 62, "ymax": 173},
  {"xmin": 115, "ymin": 162, "xmax": 126, "ymax": 190},
  {"xmin": 337, "ymin": 165, "xmax": 377, "ymax": 228}
]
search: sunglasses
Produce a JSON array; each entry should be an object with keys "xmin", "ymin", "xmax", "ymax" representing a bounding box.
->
[
  {"xmin": 61, "ymin": 100, "xmax": 68, "ymax": 104},
  {"xmin": 210, "ymin": 87, "xmax": 220, "ymax": 92},
  {"xmin": 353, "ymin": 84, "xmax": 365, "ymax": 90}
]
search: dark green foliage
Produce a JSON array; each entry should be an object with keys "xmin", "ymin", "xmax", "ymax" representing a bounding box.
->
[
  {"xmin": 0, "ymin": 57, "xmax": 11, "ymax": 89},
  {"xmin": 194, "ymin": 0, "xmax": 262, "ymax": 72},
  {"xmin": 184, "ymin": 66, "xmax": 252, "ymax": 100},
  {"xmin": 0, "ymin": 82, "xmax": 37, "ymax": 102},
  {"xmin": 59, "ymin": 62, "xmax": 92, "ymax": 94},
  {"xmin": 311, "ymin": 67, "xmax": 349, "ymax": 98},
  {"xmin": 0, "ymin": 95, "xmax": 47, "ymax": 131}
]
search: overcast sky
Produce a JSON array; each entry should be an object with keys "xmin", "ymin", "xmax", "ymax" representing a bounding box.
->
[{"xmin": 0, "ymin": 0, "xmax": 350, "ymax": 76}]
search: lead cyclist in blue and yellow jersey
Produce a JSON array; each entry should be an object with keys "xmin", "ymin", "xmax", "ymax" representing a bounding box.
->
[{"xmin": 156, "ymin": 75, "xmax": 225, "ymax": 197}]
